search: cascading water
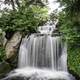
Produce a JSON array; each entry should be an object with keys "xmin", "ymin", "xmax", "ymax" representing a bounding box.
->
[
  {"xmin": 18, "ymin": 34, "xmax": 67, "ymax": 71},
  {"xmin": 2, "ymin": 31, "xmax": 75, "ymax": 80}
]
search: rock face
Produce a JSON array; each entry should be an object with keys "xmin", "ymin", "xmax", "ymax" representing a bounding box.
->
[{"xmin": 5, "ymin": 32, "xmax": 22, "ymax": 59}]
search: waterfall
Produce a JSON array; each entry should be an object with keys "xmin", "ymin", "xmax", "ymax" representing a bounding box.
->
[
  {"xmin": 18, "ymin": 34, "xmax": 67, "ymax": 72},
  {"xmin": 1, "ymin": 33, "xmax": 76, "ymax": 80}
]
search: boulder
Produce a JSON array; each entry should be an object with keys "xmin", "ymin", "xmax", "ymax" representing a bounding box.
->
[
  {"xmin": 0, "ymin": 61, "xmax": 11, "ymax": 79},
  {"xmin": 5, "ymin": 32, "xmax": 22, "ymax": 59}
]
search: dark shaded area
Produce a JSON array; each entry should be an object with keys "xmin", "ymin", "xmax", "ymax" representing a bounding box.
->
[
  {"xmin": 0, "ymin": 55, "xmax": 18, "ymax": 79},
  {"xmin": 5, "ymin": 30, "xmax": 15, "ymax": 40},
  {"xmin": 69, "ymin": 69, "xmax": 80, "ymax": 80},
  {"xmin": 5, "ymin": 54, "xmax": 18, "ymax": 69},
  {"xmin": 0, "ymin": 61, "xmax": 11, "ymax": 79},
  {"xmin": 27, "ymin": 0, "xmax": 45, "ymax": 7}
]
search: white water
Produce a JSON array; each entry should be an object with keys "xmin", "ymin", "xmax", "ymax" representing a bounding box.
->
[
  {"xmin": 18, "ymin": 34, "xmax": 67, "ymax": 71},
  {"xmin": 4, "ymin": 67, "xmax": 75, "ymax": 80}
]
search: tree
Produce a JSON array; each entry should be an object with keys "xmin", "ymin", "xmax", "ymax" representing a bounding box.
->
[
  {"xmin": 4, "ymin": 0, "xmax": 46, "ymax": 10},
  {"xmin": 0, "ymin": 0, "xmax": 48, "ymax": 37}
]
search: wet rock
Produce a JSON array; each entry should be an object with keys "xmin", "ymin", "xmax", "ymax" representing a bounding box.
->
[
  {"xmin": 0, "ymin": 61, "xmax": 11, "ymax": 79},
  {"xmin": 5, "ymin": 32, "xmax": 22, "ymax": 59}
]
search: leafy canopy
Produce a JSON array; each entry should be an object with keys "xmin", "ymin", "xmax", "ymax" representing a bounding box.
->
[{"xmin": 0, "ymin": 0, "xmax": 48, "ymax": 33}]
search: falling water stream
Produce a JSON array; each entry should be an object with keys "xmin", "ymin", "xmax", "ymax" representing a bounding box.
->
[{"xmin": 18, "ymin": 34, "xmax": 67, "ymax": 71}]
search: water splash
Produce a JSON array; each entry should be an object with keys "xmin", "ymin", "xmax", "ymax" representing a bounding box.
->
[{"xmin": 2, "ymin": 67, "xmax": 75, "ymax": 80}]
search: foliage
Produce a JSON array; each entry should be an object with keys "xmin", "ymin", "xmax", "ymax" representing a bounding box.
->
[
  {"xmin": 57, "ymin": 0, "xmax": 80, "ymax": 21},
  {"xmin": 68, "ymin": 47, "xmax": 80, "ymax": 76},
  {"xmin": 0, "ymin": 1, "xmax": 48, "ymax": 34},
  {"xmin": 58, "ymin": 10, "xmax": 80, "ymax": 76},
  {"xmin": 0, "ymin": 0, "xmax": 49, "ymax": 34},
  {"xmin": 4, "ymin": 0, "xmax": 45, "ymax": 10},
  {"xmin": 0, "ymin": 30, "xmax": 5, "ymax": 62},
  {"xmin": 0, "ymin": 47, "xmax": 5, "ymax": 62}
]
